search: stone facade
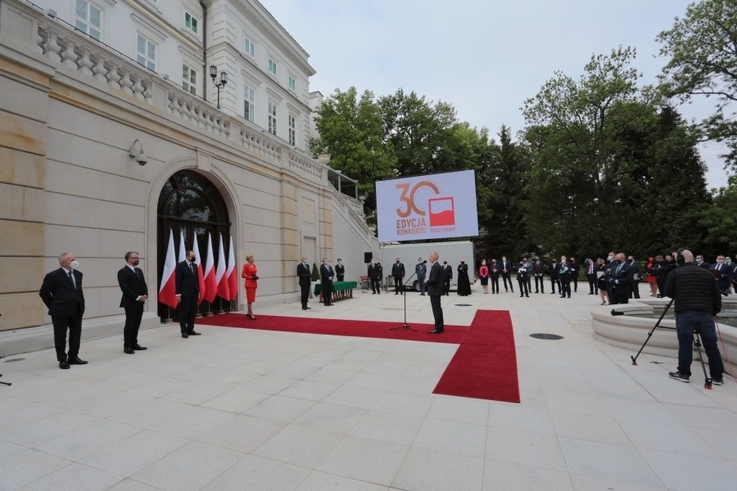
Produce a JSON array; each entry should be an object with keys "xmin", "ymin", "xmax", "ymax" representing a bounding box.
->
[{"xmin": 0, "ymin": 0, "xmax": 378, "ymax": 355}]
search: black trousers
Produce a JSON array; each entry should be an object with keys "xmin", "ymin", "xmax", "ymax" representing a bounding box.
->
[
  {"xmin": 52, "ymin": 313, "xmax": 82, "ymax": 362},
  {"xmin": 586, "ymin": 274, "xmax": 597, "ymax": 293},
  {"xmin": 179, "ymin": 295, "xmax": 198, "ymax": 333},
  {"xmin": 430, "ymin": 295, "xmax": 444, "ymax": 331},
  {"xmin": 394, "ymin": 276, "xmax": 404, "ymax": 293},
  {"xmin": 123, "ymin": 303, "xmax": 144, "ymax": 348},
  {"xmin": 442, "ymin": 279, "xmax": 451, "ymax": 295},
  {"xmin": 534, "ymin": 275, "xmax": 545, "ymax": 292},
  {"xmin": 550, "ymin": 277, "xmax": 560, "ymax": 293},
  {"xmin": 300, "ymin": 283, "xmax": 310, "ymax": 307},
  {"xmin": 559, "ymin": 276, "xmax": 571, "ymax": 297},
  {"xmin": 322, "ymin": 281, "xmax": 333, "ymax": 304},
  {"xmin": 490, "ymin": 275, "xmax": 499, "ymax": 293},
  {"xmin": 517, "ymin": 277, "xmax": 528, "ymax": 296},
  {"xmin": 502, "ymin": 273, "xmax": 513, "ymax": 291},
  {"xmin": 370, "ymin": 277, "xmax": 380, "ymax": 294}
]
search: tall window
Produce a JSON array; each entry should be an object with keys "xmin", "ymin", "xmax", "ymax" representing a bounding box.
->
[
  {"xmin": 268, "ymin": 100, "xmax": 277, "ymax": 135},
  {"xmin": 75, "ymin": 0, "xmax": 101, "ymax": 41},
  {"xmin": 244, "ymin": 84, "xmax": 255, "ymax": 122},
  {"xmin": 288, "ymin": 114, "xmax": 296, "ymax": 145},
  {"xmin": 182, "ymin": 64, "xmax": 197, "ymax": 95},
  {"xmin": 244, "ymin": 38, "xmax": 255, "ymax": 57},
  {"xmin": 184, "ymin": 11, "xmax": 199, "ymax": 35},
  {"xmin": 288, "ymin": 76, "xmax": 296, "ymax": 91},
  {"xmin": 268, "ymin": 58, "xmax": 277, "ymax": 76},
  {"xmin": 136, "ymin": 34, "xmax": 156, "ymax": 71}
]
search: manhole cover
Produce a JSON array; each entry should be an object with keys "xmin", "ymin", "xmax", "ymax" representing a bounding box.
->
[
  {"xmin": 455, "ymin": 303, "xmax": 473, "ymax": 307},
  {"xmin": 529, "ymin": 333, "xmax": 564, "ymax": 340},
  {"xmin": 3, "ymin": 358, "xmax": 25, "ymax": 363}
]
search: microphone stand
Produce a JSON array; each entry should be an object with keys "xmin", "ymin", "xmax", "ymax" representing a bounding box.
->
[
  {"xmin": 391, "ymin": 269, "xmax": 419, "ymax": 332},
  {"xmin": 0, "ymin": 314, "xmax": 9, "ymax": 386}
]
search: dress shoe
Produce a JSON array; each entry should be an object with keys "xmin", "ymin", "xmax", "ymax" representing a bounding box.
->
[
  {"xmin": 187, "ymin": 330, "xmax": 201, "ymax": 335},
  {"xmin": 123, "ymin": 348, "xmax": 135, "ymax": 354},
  {"xmin": 67, "ymin": 356, "xmax": 88, "ymax": 365},
  {"xmin": 59, "ymin": 361, "xmax": 70, "ymax": 369},
  {"xmin": 325, "ymin": 303, "xmax": 333, "ymax": 306},
  {"xmin": 427, "ymin": 329, "xmax": 444, "ymax": 334},
  {"xmin": 133, "ymin": 344, "xmax": 147, "ymax": 350},
  {"xmin": 181, "ymin": 332, "xmax": 189, "ymax": 338}
]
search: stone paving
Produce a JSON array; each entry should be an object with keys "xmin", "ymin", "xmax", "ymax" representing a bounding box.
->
[{"xmin": 1, "ymin": 286, "xmax": 736, "ymax": 490}]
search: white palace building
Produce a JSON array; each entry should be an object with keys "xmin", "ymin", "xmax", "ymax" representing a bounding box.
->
[{"xmin": 0, "ymin": 0, "xmax": 377, "ymax": 355}]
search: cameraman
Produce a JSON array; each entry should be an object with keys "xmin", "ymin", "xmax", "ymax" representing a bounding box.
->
[{"xmin": 664, "ymin": 249, "xmax": 724, "ymax": 385}]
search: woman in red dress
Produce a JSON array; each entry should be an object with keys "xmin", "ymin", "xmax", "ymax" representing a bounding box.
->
[{"xmin": 241, "ymin": 254, "xmax": 258, "ymax": 319}]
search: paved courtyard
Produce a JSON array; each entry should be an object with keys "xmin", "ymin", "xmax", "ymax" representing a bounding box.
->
[{"xmin": 1, "ymin": 286, "xmax": 736, "ymax": 490}]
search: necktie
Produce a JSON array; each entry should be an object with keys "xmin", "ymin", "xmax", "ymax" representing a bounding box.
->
[
  {"xmin": 616, "ymin": 264, "xmax": 622, "ymax": 275},
  {"xmin": 68, "ymin": 271, "xmax": 75, "ymax": 288},
  {"xmin": 190, "ymin": 263, "xmax": 195, "ymax": 275}
]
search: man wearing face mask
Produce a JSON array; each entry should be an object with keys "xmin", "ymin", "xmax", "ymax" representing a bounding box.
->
[
  {"xmin": 391, "ymin": 258, "xmax": 405, "ymax": 294},
  {"xmin": 710, "ymin": 255, "xmax": 731, "ymax": 295},
  {"xmin": 442, "ymin": 260, "xmax": 453, "ymax": 295},
  {"xmin": 628, "ymin": 255, "xmax": 641, "ymax": 300},
  {"xmin": 367, "ymin": 258, "xmax": 382, "ymax": 295},
  {"xmin": 321, "ymin": 257, "xmax": 336, "ymax": 305},
  {"xmin": 176, "ymin": 250, "xmax": 201, "ymax": 338},
  {"xmin": 416, "ymin": 257, "xmax": 427, "ymax": 296},
  {"xmin": 500, "ymin": 256, "xmax": 513, "ymax": 293},
  {"xmin": 297, "ymin": 255, "xmax": 312, "ymax": 310},
  {"xmin": 335, "ymin": 258, "xmax": 345, "ymax": 282},
  {"xmin": 608, "ymin": 252, "xmax": 635, "ymax": 304},
  {"xmin": 457, "ymin": 260, "xmax": 471, "ymax": 296},
  {"xmin": 117, "ymin": 251, "xmax": 148, "ymax": 354},
  {"xmin": 695, "ymin": 254, "xmax": 709, "ymax": 269},
  {"xmin": 39, "ymin": 252, "xmax": 87, "ymax": 369}
]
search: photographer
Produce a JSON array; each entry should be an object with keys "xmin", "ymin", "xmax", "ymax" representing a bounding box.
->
[{"xmin": 664, "ymin": 249, "xmax": 724, "ymax": 385}]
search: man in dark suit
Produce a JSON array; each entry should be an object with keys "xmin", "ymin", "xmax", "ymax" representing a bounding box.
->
[
  {"xmin": 442, "ymin": 261, "xmax": 453, "ymax": 296},
  {"xmin": 39, "ymin": 252, "xmax": 87, "ymax": 369},
  {"xmin": 710, "ymin": 255, "xmax": 731, "ymax": 295},
  {"xmin": 117, "ymin": 251, "xmax": 148, "ymax": 354},
  {"xmin": 609, "ymin": 252, "xmax": 635, "ymax": 304},
  {"xmin": 500, "ymin": 256, "xmax": 513, "ymax": 293},
  {"xmin": 320, "ymin": 257, "xmax": 335, "ymax": 305},
  {"xmin": 335, "ymin": 258, "xmax": 345, "ymax": 282},
  {"xmin": 584, "ymin": 257, "xmax": 598, "ymax": 295},
  {"xmin": 367, "ymin": 258, "xmax": 382, "ymax": 295},
  {"xmin": 391, "ymin": 258, "xmax": 405, "ymax": 294},
  {"xmin": 297, "ymin": 255, "xmax": 312, "ymax": 310},
  {"xmin": 426, "ymin": 251, "xmax": 444, "ymax": 333},
  {"xmin": 175, "ymin": 250, "xmax": 201, "ymax": 338}
]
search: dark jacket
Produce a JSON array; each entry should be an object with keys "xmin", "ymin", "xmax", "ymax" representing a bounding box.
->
[
  {"xmin": 426, "ymin": 261, "xmax": 443, "ymax": 296},
  {"xmin": 665, "ymin": 263, "xmax": 721, "ymax": 315},
  {"xmin": 175, "ymin": 260, "xmax": 200, "ymax": 298},
  {"xmin": 118, "ymin": 265, "xmax": 148, "ymax": 308},
  {"xmin": 297, "ymin": 262, "xmax": 312, "ymax": 286},
  {"xmin": 391, "ymin": 262, "xmax": 405, "ymax": 278},
  {"xmin": 39, "ymin": 268, "xmax": 85, "ymax": 316}
]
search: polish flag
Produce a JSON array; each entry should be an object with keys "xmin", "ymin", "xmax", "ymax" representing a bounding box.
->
[
  {"xmin": 178, "ymin": 230, "xmax": 186, "ymax": 263},
  {"xmin": 158, "ymin": 229, "xmax": 178, "ymax": 309},
  {"xmin": 203, "ymin": 232, "xmax": 217, "ymax": 303},
  {"xmin": 216, "ymin": 233, "xmax": 230, "ymax": 300},
  {"xmin": 192, "ymin": 236, "xmax": 206, "ymax": 305},
  {"xmin": 227, "ymin": 235, "xmax": 238, "ymax": 301}
]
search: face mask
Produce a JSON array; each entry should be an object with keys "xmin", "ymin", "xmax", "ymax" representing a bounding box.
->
[
  {"xmin": 717, "ymin": 259, "xmax": 724, "ymax": 264},
  {"xmin": 132, "ymin": 259, "xmax": 140, "ymax": 266},
  {"xmin": 443, "ymin": 262, "xmax": 447, "ymax": 265},
  {"xmin": 607, "ymin": 256, "xmax": 614, "ymax": 262},
  {"xmin": 70, "ymin": 260, "xmax": 80, "ymax": 269},
  {"xmin": 696, "ymin": 258, "xmax": 702, "ymax": 263},
  {"xmin": 396, "ymin": 260, "xmax": 400, "ymax": 263},
  {"xmin": 189, "ymin": 256, "xmax": 196, "ymax": 262},
  {"xmin": 325, "ymin": 261, "xmax": 329, "ymax": 265}
]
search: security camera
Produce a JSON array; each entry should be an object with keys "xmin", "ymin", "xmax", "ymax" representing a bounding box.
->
[{"xmin": 135, "ymin": 153, "xmax": 148, "ymax": 166}]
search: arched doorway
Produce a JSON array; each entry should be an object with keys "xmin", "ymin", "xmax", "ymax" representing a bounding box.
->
[{"xmin": 157, "ymin": 170, "xmax": 233, "ymax": 320}]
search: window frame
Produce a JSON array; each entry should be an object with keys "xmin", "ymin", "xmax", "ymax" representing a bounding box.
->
[
  {"xmin": 182, "ymin": 63, "xmax": 197, "ymax": 95},
  {"xmin": 75, "ymin": 0, "xmax": 102, "ymax": 41},
  {"xmin": 244, "ymin": 37, "xmax": 255, "ymax": 57},
  {"xmin": 184, "ymin": 10, "xmax": 199, "ymax": 35},
  {"xmin": 288, "ymin": 75, "xmax": 296, "ymax": 92},
  {"xmin": 288, "ymin": 114, "xmax": 296, "ymax": 146},
  {"xmin": 268, "ymin": 99, "xmax": 278, "ymax": 136},
  {"xmin": 268, "ymin": 58, "xmax": 277, "ymax": 76},
  {"xmin": 244, "ymin": 83, "xmax": 255, "ymax": 122},
  {"xmin": 136, "ymin": 33, "xmax": 157, "ymax": 72}
]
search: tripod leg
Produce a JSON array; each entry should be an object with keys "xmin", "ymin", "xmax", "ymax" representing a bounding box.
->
[
  {"xmin": 0, "ymin": 374, "xmax": 11, "ymax": 387},
  {"xmin": 693, "ymin": 331, "xmax": 712, "ymax": 390},
  {"xmin": 631, "ymin": 299, "xmax": 674, "ymax": 365}
]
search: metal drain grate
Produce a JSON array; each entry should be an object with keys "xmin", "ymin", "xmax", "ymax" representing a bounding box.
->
[
  {"xmin": 455, "ymin": 303, "xmax": 473, "ymax": 307},
  {"xmin": 3, "ymin": 358, "xmax": 25, "ymax": 362},
  {"xmin": 529, "ymin": 333, "xmax": 564, "ymax": 340}
]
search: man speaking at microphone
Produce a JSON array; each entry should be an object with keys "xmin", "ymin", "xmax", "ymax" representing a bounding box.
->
[{"xmin": 664, "ymin": 249, "xmax": 724, "ymax": 385}]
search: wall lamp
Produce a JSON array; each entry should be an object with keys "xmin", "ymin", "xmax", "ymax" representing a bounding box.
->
[
  {"xmin": 210, "ymin": 65, "xmax": 228, "ymax": 109},
  {"xmin": 128, "ymin": 138, "xmax": 148, "ymax": 166}
]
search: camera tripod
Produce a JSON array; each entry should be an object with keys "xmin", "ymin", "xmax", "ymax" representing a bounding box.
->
[
  {"xmin": 630, "ymin": 298, "xmax": 714, "ymax": 389},
  {"xmin": 0, "ymin": 313, "xmax": 9, "ymax": 386}
]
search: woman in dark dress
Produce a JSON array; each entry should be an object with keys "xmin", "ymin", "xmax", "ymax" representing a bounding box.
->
[{"xmin": 457, "ymin": 260, "xmax": 471, "ymax": 296}]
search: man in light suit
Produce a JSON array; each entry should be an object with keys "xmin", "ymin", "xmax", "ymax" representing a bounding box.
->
[
  {"xmin": 320, "ymin": 257, "xmax": 335, "ymax": 306},
  {"xmin": 175, "ymin": 250, "xmax": 201, "ymax": 338},
  {"xmin": 297, "ymin": 255, "xmax": 312, "ymax": 310},
  {"xmin": 39, "ymin": 252, "xmax": 87, "ymax": 369},
  {"xmin": 426, "ymin": 251, "xmax": 444, "ymax": 333},
  {"xmin": 117, "ymin": 251, "xmax": 148, "ymax": 354}
]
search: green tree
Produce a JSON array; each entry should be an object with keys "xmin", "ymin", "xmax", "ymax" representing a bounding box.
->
[
  {"xmin": 310, "ymin": 87, "xmax": 397, "ymax": 213},
  {"xmin": 698, "ymin": 175, "xmax": 737, "ymax": 253},
  {"xmin": 657, "ymin": 0, "xmax": 737, "ymax": 168}
]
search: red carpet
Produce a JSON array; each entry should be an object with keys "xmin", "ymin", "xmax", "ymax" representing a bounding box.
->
[
  {"xmin": 198, "ymin": 310, "xmax": 520, "ymax": 403},
  {"xmin": 432, "ymin": 310, "xmax": 520, "ymax": 403}
]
